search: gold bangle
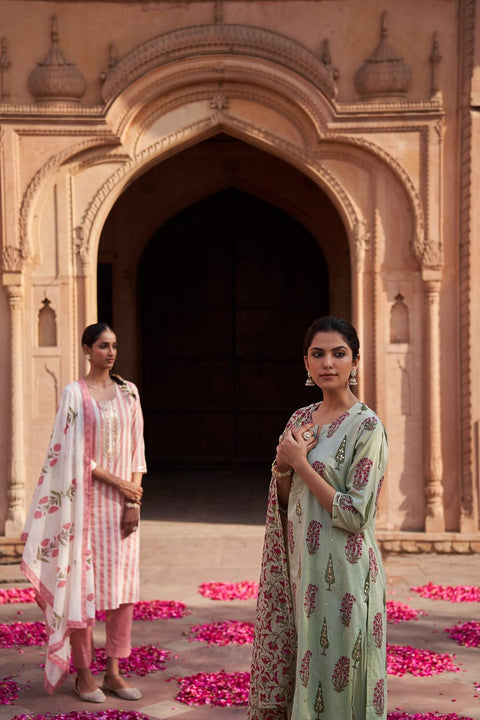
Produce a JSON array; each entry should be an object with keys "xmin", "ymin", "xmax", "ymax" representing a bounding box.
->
[
  {"xmin": 271, "ymin": 460, "xmax": 293, "ymax": 478},
  {"xmin": 125, "ymin": 502, "xmax": 140, "ymax": 509}
]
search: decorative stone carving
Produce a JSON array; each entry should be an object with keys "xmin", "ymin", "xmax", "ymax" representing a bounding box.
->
[
  {"xmin": 100, "ymin": 42, "xmax": 118, "ymax": 83},
  {"xmin": 2, "ymin": 246, "xmax": 24, "ymax": 273},
  {"xmin": 210, "ymin": 92, "xmax": 229, "ymax": 111},
  {"xmin": 0, "ymin": 36, "xmax": 11, "ymax": 102},
  {"xmin": 354, "ymin": 12, "xmax": 412, "ymax": 100},
  {"xmin": 353, "ymin": 218, "xmax": 370, "ymax": 273},
  {"xmin": 28, "ymin": 16, "xmax": 86, "ymax": 104},
  {"xmin": 38, "ymin": 298, "xmax": 57, "ymax": 347},
  {"xmin": 429, "ymin": 32, "xmax": 442, "ymax": 97},
  {"xmin": 321, "ymin": 39, "xmax": 339, "ymax": 81},
  {"xmin": 390, "ymin": 294, "xmax": 410, "ymax": 343},
  {"xmin": 102, "ymin": 24, "xmax": 338, "ymax": 104},
  {"xmin": 73, "ymin": 225, "xmax": 90, "ymax": 269},
  {"xmin": 214, "ymin": 0, "xmax": 224, "ymax": 24}
]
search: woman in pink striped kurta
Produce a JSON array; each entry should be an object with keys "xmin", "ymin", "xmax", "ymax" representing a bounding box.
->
[{"xmin": 22, "ymin": 323, "xmax": 146, "ymax": 702}]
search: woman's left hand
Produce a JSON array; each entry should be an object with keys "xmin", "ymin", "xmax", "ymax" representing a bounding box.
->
[
  {"xmin": 276, "ymin": 423, "xmax": 317, "ymax": 470},
  {"xmin": 122, "ymin": 506, "xmax": 140, "ymax": 537},
  {"xmin": 117, "ymin": 478, "xmax": 143, "ymax": 504}
]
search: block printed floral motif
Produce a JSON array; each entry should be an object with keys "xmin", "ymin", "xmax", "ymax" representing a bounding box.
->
[
  {"xmin": 312, "ymin": 460, "xmax": 326, "ymax": 476},
  {"xmin": 305, "ymin": 520, "xmax": 322, "ymax": 554},
  {"xmin": 361, "ymin": 416, "xmax": 378, "ymax": 432},
  {"xmin": 369, "ymin": 548, "xmax": 379, "ymax": 582},
  {"xmin": 300, "ymin": 649, "xmax": 312, "ymax": 688},
  {"xmin": 351, "ymin": 629, "xmax": 362, "ymax": 669},
  {"xmin": 304, "ymin": 583, "xmax": 318, "ymax": 618},
  {"xmin": 63, "ymin": 406, "xmax": 78, "ymax": 435},
  {"xmin": 353, "ymin": 457, "xmax": 373, "ymax": 490},
  {"xmin": 33, "ymin": 478, "xmax": 77, "ymax": 520},
  {"xmin": 372, "ymin": 612, "xmax": 383, "ymax": 648},
  {"xmin": 320, "ymin": 616, "xmax": 329, "ymax": 655},
  {"xmin": 338, "ymin": 495, "xmax": 359, "ymax": 514},
  {"xmin": 372, "ymin": 678, "xmax": 385, "ymax": 716},
  {"xmin": 332, "ymin": 656, "xmax": 350, "ymax": 692},
  {"xmin": 288, "ymin": 520, "xmax": 295, "ymax": 554},
  {"xmin": 296, "ymin": 499, "xmax": 303, "ymax": 523},
  {"xmin": 339, "ymin": 592, "xmax": 356, "ymax": 626},
  {"xmin": 314, "ymin": 681, "xmax": 325, "ymax": 714},
  {"xmin": 326, "ymin": 411, "xmax": 349, "ymax": 438},
  {"xmin": 335, "ymin": 436, "xmax": 347, "ymax": 470},
  {"xmin": 345, "ymin": 533, "xmax": 363, "ymax": 564},
  {"xmin": 325, "ymin": 553, "xmax": 335, "ymax": 590}
]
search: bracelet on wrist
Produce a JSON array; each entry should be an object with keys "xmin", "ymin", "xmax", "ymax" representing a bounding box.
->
[
  {"xmin": 125, "ymin": 501, "xmax": 140, "ymax": 509},
  {"xmin": 271, "ymin": 460, "xmax": 293, "ymax": 478}
]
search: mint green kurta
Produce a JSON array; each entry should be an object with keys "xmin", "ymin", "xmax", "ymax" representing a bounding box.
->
[{"xmin": 287, "ymin": 401, "xmax": 387, "ymax": 719}]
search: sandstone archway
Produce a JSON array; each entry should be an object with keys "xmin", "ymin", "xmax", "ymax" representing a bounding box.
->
[{"xmin": 97, "ymin": 134, "xmax": 350, "ymax": 469}]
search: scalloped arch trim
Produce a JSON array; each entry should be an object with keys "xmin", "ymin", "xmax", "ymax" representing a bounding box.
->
[{"xmin": 102, "ymin": 23, "xmax": 337, "ymax": 104}]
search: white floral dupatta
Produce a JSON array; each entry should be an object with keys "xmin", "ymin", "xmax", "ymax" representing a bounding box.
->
[{"xmin": 21, "ymin": 379, "xmax": 96, "ymax": 694}]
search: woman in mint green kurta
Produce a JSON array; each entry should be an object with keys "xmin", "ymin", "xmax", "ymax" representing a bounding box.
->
[{"xmin": 248, "ymin": 317, "xmax": 388, "ymax": 720}]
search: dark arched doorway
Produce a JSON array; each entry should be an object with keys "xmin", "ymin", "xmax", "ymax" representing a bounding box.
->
[{"xmin": 139, "ymin": 187, "xmax": 329, "ymax": 470}]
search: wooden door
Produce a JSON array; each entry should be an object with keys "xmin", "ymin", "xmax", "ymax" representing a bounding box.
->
[{"xmin": 139, "ymin": 188, "xmax": 329, "ymax": 468}]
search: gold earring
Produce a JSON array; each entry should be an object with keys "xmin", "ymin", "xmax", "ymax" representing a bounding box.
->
[
  {"xmin": 305, "ymin": 371, "xmax": 315, "ymax": 387},
  {"xmin": 349, "ymin": 368, "xmax": 358, "ymax": 385}
]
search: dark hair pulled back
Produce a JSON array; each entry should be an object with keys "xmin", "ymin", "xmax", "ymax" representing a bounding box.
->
[
  {"xmin": 81, "ymin": 322, "xmax": 135, "ymax": 398},
  {"xmin": 81, "ymin": 322, "xmax": 112, "ymax": 348},
  {"xmin": 303, "ymin": 316, "xmax": 359, "ymax": 359}
]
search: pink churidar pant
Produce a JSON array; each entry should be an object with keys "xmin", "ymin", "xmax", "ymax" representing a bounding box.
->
[{"xmin": 70, "ymin": 603, "xmax": 134, "ymax": 669}]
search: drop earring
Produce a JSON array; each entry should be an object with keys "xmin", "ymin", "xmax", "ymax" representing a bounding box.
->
[
  {"xmin": 349, "ymin": 368, "xmax": 358, "ymax": 385},
  {"xmin": 87, "ymin": 354, "xmax": 91, "ymax": 361},
  {"xmin": 305, "ymin": 371, "xmax": 315, "ymax": 387}
]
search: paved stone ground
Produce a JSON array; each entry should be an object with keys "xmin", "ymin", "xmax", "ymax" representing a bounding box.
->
[{"xmin": 1, "ymin": 470, "xmax": 479, "ymax": 719}]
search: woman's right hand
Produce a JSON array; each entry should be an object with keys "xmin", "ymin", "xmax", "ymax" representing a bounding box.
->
[{"xmin": 116, "ymin": 478, "xmax": 143, "ymax": 504}]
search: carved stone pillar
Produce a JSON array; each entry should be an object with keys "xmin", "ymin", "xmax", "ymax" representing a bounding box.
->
[
  {"xmin": 74, "ymin": 226, "xmax": 94, "ymax": 375},
  {"xmin": 3, "ymin": 275, "xmax": 26, "ymax": 535},
  {"xmin": 353, "ymin": 220, "xmax": 370, "ymax": 399},
  {"xmin": 422, "ymin": 270, "xmax": 445, "ymax": 532}
]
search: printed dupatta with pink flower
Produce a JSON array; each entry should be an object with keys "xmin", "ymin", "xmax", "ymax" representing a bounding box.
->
[
  {"xmin": 247, "ymin": 476, "xmax": 297, "ymax": 720},
  {"xmin": 21, "ymin": 379, "xmax": 95, "ymax": 694}
]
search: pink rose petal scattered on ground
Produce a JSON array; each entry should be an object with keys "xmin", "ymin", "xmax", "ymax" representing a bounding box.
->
[
  {"xmin": 387, "ymin": 644, "xmax": 460, "ymax": 677},
  {"xmin": 187, "ymin": 620, "xmax": 254, "ymax": 645},
  {"xmin": 0, "ymin": 588, "xmax": 36, "ymax": 605},
  {"xmin": 95, "ymin": 599, "xmax": 190, "ymax": 621},
  {"xmin": 198, "ymin": 581, "xmax": 258, "ymax": 600},
  {"xmin": 171, "ymin": 670, "xmax": 250, "ymax": 706},
  {"xmin": 11, "ymin": 713, "xmax": 150, "ymax": 720},
  {"xmin": 68, "ymin": 645, "xmax": 170, "ymax": 677},
  {"xmin": 387, "ymin": 601, "xmax": 425, "ymax": 623},
  {"xmin": 387, "ymin": 714, "xmax": 474, "ymax": 720},
  {"xmin": 411, "ymin": 583, "xmax": 480, "ymax": 602},
  {"xmin": 0, "ymin": 622, "xmax": 47, "ymax": 648},
  {"xmin": 445, "ymin": 621, "xmax": 480, "ymax": 647},
  {"xmin": 0, "ymin": 676, "xmax": 20, "ymax": 705}
]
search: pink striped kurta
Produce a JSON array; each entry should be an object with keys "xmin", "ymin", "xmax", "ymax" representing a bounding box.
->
[
  {"xmin": 21, "ymin": 377, "xmax": 146, "ymax": 693},
  {"xmin": 90, "ymin": 381, "xmax": 146, "ymax": 610}
]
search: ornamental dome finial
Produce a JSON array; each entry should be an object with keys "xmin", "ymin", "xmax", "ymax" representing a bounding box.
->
[
  {"xmin": 28, "ymin": 15, "xmax": 86, "ymax": 104},
  {"xmin": 354, "ymin": 12, "xmax": 411, "ymax": 101}
]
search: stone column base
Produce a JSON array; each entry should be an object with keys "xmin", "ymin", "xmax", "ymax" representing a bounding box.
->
[
  {"xmin": 0, "ymin": 537, "xmax": 24, "ymax": 565},
  {"xmin": 377, "ymin": 530, "xmax": 480, "ymax": 554}
]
